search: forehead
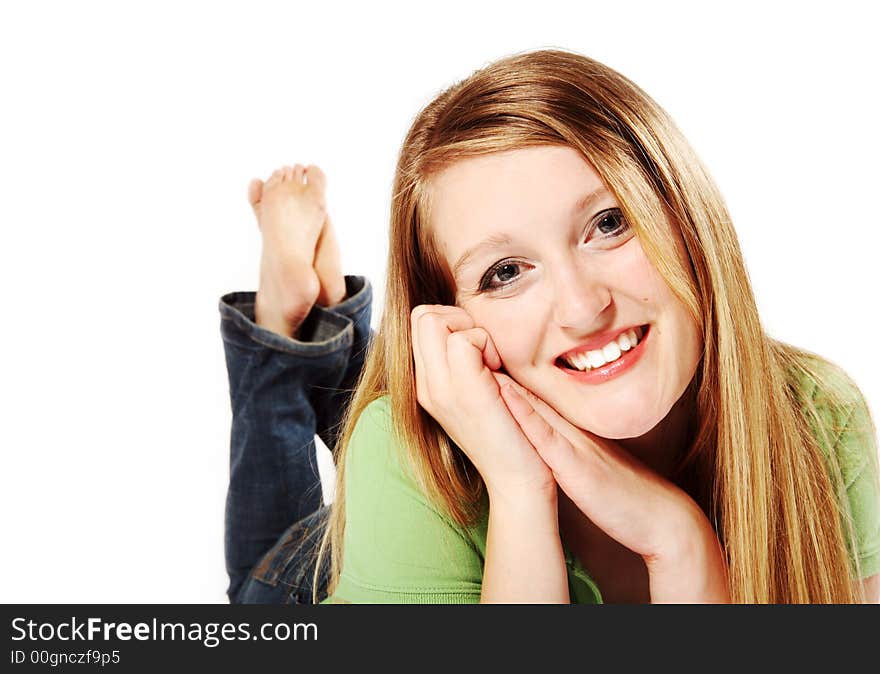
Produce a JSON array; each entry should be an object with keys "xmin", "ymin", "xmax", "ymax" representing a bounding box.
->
[{"xmin": 428, "ymin": 145, "xmax": 606, "ymax": 256}]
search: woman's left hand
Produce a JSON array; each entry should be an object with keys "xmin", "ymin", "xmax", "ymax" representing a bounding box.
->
[{"xmin": 495, "ymin": 373, "xmax": 731, "ymax": 602}]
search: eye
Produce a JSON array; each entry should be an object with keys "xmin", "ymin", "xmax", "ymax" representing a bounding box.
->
[
  {"xmin": 478, "ymin": 261, "xmax": 526, "ymax": 292},
  {"xmin": 475, "ymin": 208, "xmax": 631, "ymax": 294},
  {"xmin": 592, "ymin": 208, "xmax": 630, "ymax": 240}
]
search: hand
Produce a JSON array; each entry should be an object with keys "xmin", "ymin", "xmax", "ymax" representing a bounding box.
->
[
  {"xmin": 410, "ymin": 305, "xmax": 555, "ymax": 498},
  {"xmin": 495, "ymin": 377, "xmax": 711, "ymax": 562}
]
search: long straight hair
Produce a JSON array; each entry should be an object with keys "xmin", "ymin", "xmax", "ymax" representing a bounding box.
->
[{"xmin": 313, "ymin": 48, "xmax": 874, "ymax": 603}]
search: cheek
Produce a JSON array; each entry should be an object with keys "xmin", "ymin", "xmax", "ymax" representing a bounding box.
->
[
  {"xmin": 619, "ymin": 238, "xmax": 668, "ymax": 302},
  {"xmin": 625, "ymin": 240, "xmax": 702, "ymax": 365},
  {"xmin": 675, "ymin": 309, "xmax": 704, "ymax": 375},
  {"xmin": 631, "ymin": 241, "xmax": 702, "ymax": 359},
  {"xmin": 466, "ymin": 299, "xmax": 547, "ymax": 369}
]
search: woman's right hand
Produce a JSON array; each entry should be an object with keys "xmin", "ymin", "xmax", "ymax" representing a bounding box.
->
[{"xmin": 410, "ymin": 305, "xmax": 555, "ymax": 498}]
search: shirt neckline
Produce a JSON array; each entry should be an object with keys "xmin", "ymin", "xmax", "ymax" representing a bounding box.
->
[{"xmin": 562, "ymin": 542, "xmax": 604, "ymax": 604}]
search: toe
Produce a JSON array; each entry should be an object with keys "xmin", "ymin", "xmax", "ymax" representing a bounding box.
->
[
  {"xmin": 282, "ymin": 165, "xmax": 295, "ymax": 181},
  {"xmin": 267, "ymin": 168, "xmax": 285, "ymax": 186},
  {"xmin": 304, "ymin": 164, "xmax": 326, "ymax": 192},
  {"xmin": 293, "ymin": 164, "xmax": 305, "ymax": 184},
  {"xmin": 247, "ymin": 179, "xmax": 263, "ymax": 214}
]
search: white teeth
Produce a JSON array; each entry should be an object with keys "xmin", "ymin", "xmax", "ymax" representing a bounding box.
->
[
  {"xmin": 562, "ymin": 326, "xmax": 645, "ymax": 371},
  {"xmin": 587, "ymin": 350, "xmax": 606, "ymax": 368},
  {"xmin": 601, "ymin": 340, "xmax": 621, "ymax": 363}
]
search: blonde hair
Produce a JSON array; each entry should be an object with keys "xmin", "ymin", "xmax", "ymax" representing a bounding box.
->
[{"xmin": 313, "ymin": 48, "xmax": 875, "ymax": 603}]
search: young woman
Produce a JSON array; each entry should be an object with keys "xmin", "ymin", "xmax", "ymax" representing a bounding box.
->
[{"xmin": 219, "ymin": 49, "xmax": 880, "ymax": 603}]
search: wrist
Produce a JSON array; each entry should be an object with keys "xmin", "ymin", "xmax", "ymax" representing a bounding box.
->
[
  {"xmin": 644, "ymin": 508, "xmax": 730, "ymax": 603},
  {"xmin": 486, "ymin": 479, "xmax": 558, "ymax": 512},
  {"xmin": 482, "ymin": 481, "xmax": 568, "ymax": 604},
  {"xmin": 485, "ymin": 483, "xmax": 562, "ymax": 550}
]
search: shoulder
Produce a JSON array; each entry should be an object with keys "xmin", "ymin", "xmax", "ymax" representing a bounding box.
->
[
  {"xmin": 790, "ymin": 355, "xmax": 880, "ymax": 578},
  {"xmin": 790, "ymin": 352, "xmax": 862, "ymax": 411},
  {"xmin": 344, "ymin": 394, "xmax": 462, "ymax": 525},
  {"xmin": 790, "ymin": 356, "xmax": 876, "ymax": 472},
  {"xmin": 335, "ymin": 394, "xmax": 485, "ymax": 602},
  {"xmin": 350, "ymin": 394, "xmax": 392, "ymax": 434},
  {"xmin": 345, "ymin": 395, "xmax": 413, "ymax": 487}
]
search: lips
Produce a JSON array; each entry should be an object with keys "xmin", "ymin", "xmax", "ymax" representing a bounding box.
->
[
  {"xmin": 554, "ymin": 323, "xmax": 651, "ymax": 383},
  {"xmin": 554, "ymin": 324, "xmax": 649, "ymax": 366}
]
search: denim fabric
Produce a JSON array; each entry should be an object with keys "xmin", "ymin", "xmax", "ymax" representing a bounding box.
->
[{"xmin": 219, "ymin": 275, "xmax": 374, "ymax": 603}]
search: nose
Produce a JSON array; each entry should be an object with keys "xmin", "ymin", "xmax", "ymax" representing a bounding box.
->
[{"xmin": 549, "ymin": 259, "xmax": 612, "ymax": 331}]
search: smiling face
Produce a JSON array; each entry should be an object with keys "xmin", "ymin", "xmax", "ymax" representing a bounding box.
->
[{"xmin": 427, "ymin": 144, "xmax": 702, "ymax": 439}]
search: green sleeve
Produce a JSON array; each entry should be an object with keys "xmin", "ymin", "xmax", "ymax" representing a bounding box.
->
[
  {"xmin": 806, "ymin": 364, "xmax": 880, "ymax": 579},
  {"xmin": 325, "ymin": 396, "xmax": 484, "ymax": 603},
  {"xmin": 833, "ymin": 389, "xmax": 880, "ymax": 579}
]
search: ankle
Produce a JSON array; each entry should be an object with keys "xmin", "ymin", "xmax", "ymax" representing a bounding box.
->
[
  {"xmin": 256, "ymin": 256, "xmax": 321, "ymax": 337},
  {"xmin": 316, "ymin": 276, "xmax": 347, "ymax": 307}
]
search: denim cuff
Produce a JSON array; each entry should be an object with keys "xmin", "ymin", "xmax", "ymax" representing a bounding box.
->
[
  {"xmin": 220, "ymin": 274, "xmax": 373, "ymax": 601},
  {"xmin": 219, "ymin": 276, "xmax": 372, "ymax": 357}
]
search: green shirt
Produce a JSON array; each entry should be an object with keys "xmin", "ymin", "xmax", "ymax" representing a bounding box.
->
[{"xmin": 321, "ymin": 365, "xmax": 880, "ymax": 603}]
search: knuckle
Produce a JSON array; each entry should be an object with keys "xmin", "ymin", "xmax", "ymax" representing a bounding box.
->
[
  {"xmin": 537, "ymin": 423, "xmax": 557, "ymax": 445},
  {"xmin": 411, "ymin": 305, "xmax": 433, "ymax": 322},
  {"xmin": 422, "ymin": 310, "xmax": 451, "ymax": 332},
  {"xmin": 410, "ymin": 307, "xmax": 426, "ymax": 328},
  {"xmin": 446, "ymin": 331, "xmax": 471, "ymax": 349},
  {"xmin": 510, "ymin": 381, "xmax": 532, "ymax": 400}
]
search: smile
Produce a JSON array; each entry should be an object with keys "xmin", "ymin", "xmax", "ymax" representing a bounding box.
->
[{"xmin": 555, "ymin": 324, "xmax": 651, "ymax": 384}]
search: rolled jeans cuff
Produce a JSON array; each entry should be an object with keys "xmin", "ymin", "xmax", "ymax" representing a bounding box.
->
[
  {"xmin": 219, "ymin": 275, "xmax": 372, "ymax": 357},
  {"xmin": 219, "ymin": 274, "xmax": 373, "ymax": 601}
]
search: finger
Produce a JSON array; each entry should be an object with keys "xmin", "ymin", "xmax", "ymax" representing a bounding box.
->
[
  {"xmin": 410, "ymin": 305, "xmax": 475, "ymax": 335},
  {"xmin": 411, "ymin": 312, "xmax": 430, "ymax": 406},
  {"xmin": 446, "ymin": 327, "xmax": 502, "ymax": 374},
  {"xmin": 412, "ymin": 308, "xmax": 475, "ymax": 389},
  {"xmin": 416, "ymin": 309, "xmax": 475, "ymax": 380},
  {"xmin": 502, "ymin": 378, "xmax": 584, "ymax": 447},
  {"xmin": 500, "ymin": 384, "xmax": 579, "ymax": 475},
  {"xmin": 410, "ymin": 304, "xmax": 466, "ymax": 319},
  {"xmin": 411, "ymin": 306, "xmax": 474, "ymax": 406},
  {"xmin": 492, "ymin": 371, "xmax": 515, "ymax": 389}
]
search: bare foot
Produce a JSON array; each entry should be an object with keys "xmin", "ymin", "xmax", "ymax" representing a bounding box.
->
[
  {"xmin": 248, "ymin": 164, "xmax": 324, "ymax": 337},
  {"xmin": 303, "ymin": 165, "xmax": 346, "ymax": 307}
]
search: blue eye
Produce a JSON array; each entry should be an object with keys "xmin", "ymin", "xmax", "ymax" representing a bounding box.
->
[{"xmin": 476, "ymin": 208, "xmax": 631, "ymax": 293}]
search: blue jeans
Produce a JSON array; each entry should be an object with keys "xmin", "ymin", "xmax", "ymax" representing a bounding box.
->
[{"xmin": 218, "ymin": 275, "xmax": 373, "ymax": 604}]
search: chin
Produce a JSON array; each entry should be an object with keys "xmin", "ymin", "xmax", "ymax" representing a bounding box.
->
[
  {"xmin": 563, "ymin": 404, "xmax": 663, "ymax": 440},
  {"xmin": 579, "ymin": 417, "xmax": 659, "ymax": 440}
]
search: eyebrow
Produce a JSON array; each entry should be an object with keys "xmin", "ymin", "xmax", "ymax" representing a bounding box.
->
[{"xmin": 451, "ymin": 185, "xmax": 611, "ymax": 280}]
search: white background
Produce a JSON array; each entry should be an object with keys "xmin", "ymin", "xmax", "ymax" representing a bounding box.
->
[{"xmin": 1, "ymin": 1, "xmax": 877, "ymax": 602}]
